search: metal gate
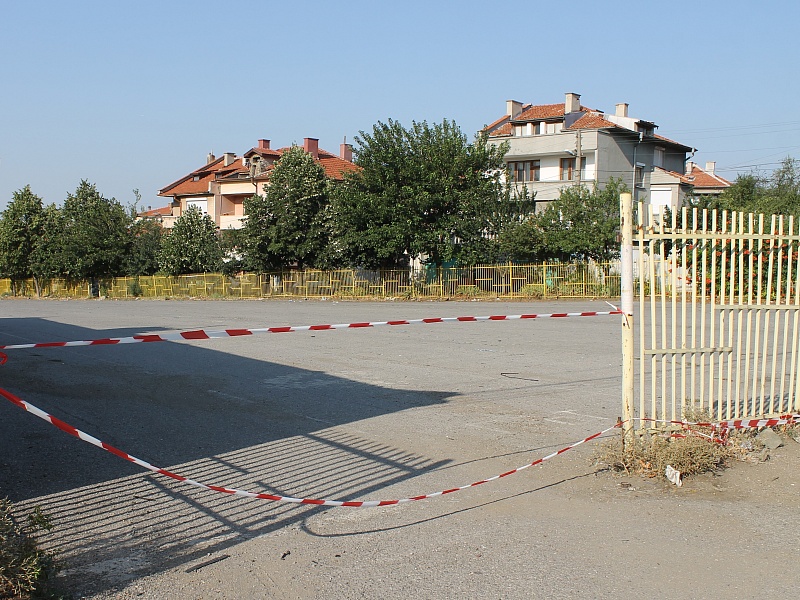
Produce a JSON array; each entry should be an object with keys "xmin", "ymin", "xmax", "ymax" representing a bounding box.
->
[{"xmin": 620, "ymin": 193, "xmax": 800, "ymax": 430}]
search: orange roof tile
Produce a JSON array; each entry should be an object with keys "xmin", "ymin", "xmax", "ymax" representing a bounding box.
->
[
  {"xmin": 138, "ymin": 205, "xmax": 172, "ymax": 217},
  {"xmin": 686, "ymin": 165, "xmax": 731, "ymax": 189},
  {"xmin": 567, "ymin": 113, "xmax": 620, "ymax": 130},
  {"xmin": 515, "ymin": 103, "xmax": 569, "ymax": 121},
  {"xmin": 488, "ymin": 121, "xmax": 512, "ymax": 137},
  {"xmin": 318, "ymin": 154, "xmax": 359, "ymax": 179}
]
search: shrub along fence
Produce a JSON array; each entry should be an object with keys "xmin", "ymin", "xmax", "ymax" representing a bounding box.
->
[{"xmin": 0, "ymin": 263, "xmax": 621, "ymax": 300}]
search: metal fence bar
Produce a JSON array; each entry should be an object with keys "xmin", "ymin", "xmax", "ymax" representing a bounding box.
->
[{"xmin": 628, "ymin": 203, "xmax": 800, "ymax": 427}]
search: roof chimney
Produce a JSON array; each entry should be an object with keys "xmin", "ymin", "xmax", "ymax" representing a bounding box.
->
[
  {"xmin": 615, "ymin": 103, "xmax": 629, "ymax": 118},
  {"xmin": 206, "ymin": 152, "xmax": 216, "ymax": 164},
  {"xmin": 340, "ymin": 142, "xmax": 353, "ymax": 162},
  {"xmin": 565, "ymin": 92, "xmax": 581, "ymax": 113},
  {"xmin": 686, "ymin": 161, "xmax": 695, "ymax": 175},
  {"xmin": 304, "ymin": 137, "xmax": 319, "ymax": 159},
  {"xmin": 223, "ymin": 152, "xmax": 235, "ymax": 166},
  {"xmin": 506, "ymin": 100, "xmax": 523, "ymax": 119},
  {"xmin": 705, "ymin": 161, "xmax": 716, "ymax": 176},
  {"xmin": 258, "ymin": 139, "xmax": 270, "ymax": 150}
]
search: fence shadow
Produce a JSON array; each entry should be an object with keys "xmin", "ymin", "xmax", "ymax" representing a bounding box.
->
[{"xmin": 0, "ymin": 318, "xmax": 454, "ymax": 596}]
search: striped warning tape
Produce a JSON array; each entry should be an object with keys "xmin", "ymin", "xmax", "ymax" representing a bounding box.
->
[
  {"xmin": 0, "ymin": 310, "xmax": 622, "ymax": 351},
  {"xmin": 0, "ymin": 385, "xmax": 621, "ymax": 507},
  {"xmin": 639, "ymin": 416, "xmax": 798, "ymax": 430}
]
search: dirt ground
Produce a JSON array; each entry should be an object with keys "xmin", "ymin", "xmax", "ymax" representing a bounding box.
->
[{"xmin": 1, "ymin": 299, "xmax": 798, "ymax": 599}]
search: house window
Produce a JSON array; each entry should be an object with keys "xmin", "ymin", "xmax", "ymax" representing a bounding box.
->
[
  {"xmin": 560, "ymin": 158, "xmax": 575, "ymax": 181},
  {"xmin": 531, "ymin": 160, "xmax": 540, "ymax": 181},
  {"xmin": 654, "ymin": 146, "xmax": 665, "ymax": 168},
  {"xmin": 509, "ymin": 160, "xmax": 541, "ymax": 182},
  {"xmin": 635, "ymin": 165, "xmax": 645, "ymax": 188},
  {"xmin": 560, "ymin": 157, "xmax": 587, "ymax": 181}
]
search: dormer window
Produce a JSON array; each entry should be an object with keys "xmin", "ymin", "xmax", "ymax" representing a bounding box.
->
[{"xmin": 192, "ymin": 175, "xmax": 200, "ymax": 182}]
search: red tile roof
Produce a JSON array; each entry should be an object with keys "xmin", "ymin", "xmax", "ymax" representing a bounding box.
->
[
  {"xmin": 244, "ymin": 147, "xmax": 281, "ymax": 159},
  {"xmin": 138, "ymin": 205, "xmax": 172, "ymax": 217},
  {"xmin": 160, "ymin": 143, "xmax": 357, "ymax": 198},
  {"xmin": 567, "ymin": 112, "xmax": 619, "ymax": 130},
  {"xmin": 515, "ymin": 102, "xmax": 571, "ymax": 121},
  {"xmin": 489, "ymin": 122, "xmax": 512, "ymax": 137},
  {"xmin": 159, "ymin": 156, "xmax": 246, "ymax": 197},
  {"xmin": 686, "ymin": 164, "xmax": 731, "ymax": 189},
  {"xmin": 654, "ymin": 165, "xmax": 731, "ymax": 190}
]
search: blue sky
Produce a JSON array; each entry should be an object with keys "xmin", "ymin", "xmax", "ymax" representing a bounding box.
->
[{"xmin": 1, "ymin": 0, "xmax": 798, "ymax": 211}]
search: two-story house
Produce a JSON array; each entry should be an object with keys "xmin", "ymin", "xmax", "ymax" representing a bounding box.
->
[
  {"xmin": 484, "ymin": 93, "xmax": 696, "ymax": 215},
  {"xmin": 156, "ymin": 137, "xmax": 356, "ymax": 230}
]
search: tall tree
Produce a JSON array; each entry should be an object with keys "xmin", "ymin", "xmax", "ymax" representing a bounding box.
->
[
  {"xmin": 241, "ymin": 146, "xmax": 332, "ymax": 270},
  {"xmin": 125, "ymin": 219, "xmax": 164, "ymax": 276},
  {"xmin": 158, "ymin": 206, "xmax": 222, "ymax": 275},
  {"xmin": 28, "ymin": 204, "xmax": 64, "ymax": 295},
  {"xmin": 59, "ymin": 181, "xmax": 131, "ymax": 286},
  {"xmin": 506, "ymin": 178, "xmax": 626, "ymax": 263},
  {"xmin": 0, "ymin": 186, "xmax": 45, "ymax": 294},
  {"xmin": 332, "ymin": 119, "xmax": 530, "ymax": 269}
]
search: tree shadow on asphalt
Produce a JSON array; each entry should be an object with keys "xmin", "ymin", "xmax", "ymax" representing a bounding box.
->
[
  {"xmin": 298, "ymin": 470, "xmax": 602, "ymax": 538},
  {"xmin": 0, "ymin": 317, "xmax": 455, "ymax": 596}
]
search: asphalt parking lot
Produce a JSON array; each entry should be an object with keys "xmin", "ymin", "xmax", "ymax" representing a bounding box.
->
[{"xmin": 2, "ymin": 298, "xmax": 797, "ymax": 599}]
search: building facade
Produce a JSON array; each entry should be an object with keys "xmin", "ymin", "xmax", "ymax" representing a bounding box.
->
[
  {"xmin": 156, "ymin": 138, "xmax": 355, "ymax": 230},
  {"xmin": 485, "ymin": 93, "xmax": 696, "ymax": 214}
]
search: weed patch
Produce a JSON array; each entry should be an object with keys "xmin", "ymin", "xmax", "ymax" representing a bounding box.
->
[{"xmin": 0, "ymin": 499, "xmax": 61, "ymax": 599}]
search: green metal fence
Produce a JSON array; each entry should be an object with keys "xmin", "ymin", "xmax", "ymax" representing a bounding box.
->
[{"xmin": 0, "ymin": 263, "xmax": 621, "ymax": 300}]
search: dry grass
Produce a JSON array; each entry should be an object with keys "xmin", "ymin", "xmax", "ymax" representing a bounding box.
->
[
  {"xmin": 0, "ymin": 498, "xmax": 60, "ymax": 599},
  {"xmin": 596, "ymin": 404, "xmax": 799, "ymax": 480},
  {"xmin": 596, "ymin": 431, "xmax": 731, "ymax": 479}
]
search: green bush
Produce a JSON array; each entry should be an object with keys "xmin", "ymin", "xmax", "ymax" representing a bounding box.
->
[
  {"xmin": 0, "ymin": 499, "xmax": 60, "ymax": 599},
  {"xmin": 127, "ymin": 277, "xmax": 143, "ymax": 297}
]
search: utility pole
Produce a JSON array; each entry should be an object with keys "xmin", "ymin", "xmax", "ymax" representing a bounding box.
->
[
  {"xmin": 576, "ymin": 129, "xmax": 582, "ymax": 187},
  {"xmin": 620, "ymin": 191, "xmax": 635, "ymax": 446}
]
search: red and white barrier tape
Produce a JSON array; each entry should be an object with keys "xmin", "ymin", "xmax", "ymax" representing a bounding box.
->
[
  {"xmin": 639, "ymin": 416, "xmax": 798, "ymax": 430},
  {"xmin": 0, "ymin": 310, "xmax": 622, "ymax": 351},
  {"xmin": 0, "ymin": 385, "xmax": 620, "ymax": 507}
]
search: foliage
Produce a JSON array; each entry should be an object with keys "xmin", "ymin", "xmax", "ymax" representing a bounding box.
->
[
  {"xmin": 125, "ymin": 219, "xmax": 164, "ymax": 276},
  {"xmin": 219, "ymin": 228, "xmax": 245, "ymax": 276},
  {"xmin": 672, "ymin": 159, "xmax": 800, "ymax": 301},
  {"xmin": 158, "ymin": 206, "xmax": 222, "ymax": 275},
  {"xmin": 241, "ymin": 146, "xmax": 333, "ymax": 271},
  {"xmin": 27, "ymin": 205, "xmax": 64, "ymax": 291},
  {"xmin": 331, "ymin": 119, "xmax": 532, "ymax": 269},
  {"xmin": 500, "ymin": 178, "xmax": 625, "ymax": 263},
  {"xmin": 0, "ymin": 186, "xmax": 45, "ymax": 292},
  {"xmin": 686, "ymin": 157, "xmax": 800, "ymax": 216},
  {"xmin": 58, "ymin": 180, "xmax": 131, "ymax": 282},
  {"xmin": 0, "ymin": 499, "xmax": 60, "ymax": 599}
]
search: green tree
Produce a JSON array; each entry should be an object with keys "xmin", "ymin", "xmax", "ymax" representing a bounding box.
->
[
  {"xmin": 523, "ymin": 178, "xmax": 626, "ymax": 263},
  {"xmin": 158, "ymin": 206, "xmax": 222, "ymax": 275},
  {"xmin": 331, "ymin": 119, "xmax": 531, "ymax": 269},
  {"xmin": 0, "ymin": 186, "xmax": 45, "ymax": 294},
  {"xmin": 59, "ymin": 181, "xmax": 131, "ymax": 287},
  {"xmin": 686, "ymin": 157, "xmax": 800, "ymax": 216},
  {"xmin": 125, "ymin": 219, "xmax": 164, "ymax": 276},
  {"xmin": 28, "ymin": 204, "xmax": 64, "ymax": 293},
  {"xmin": 241, "ymin": 146, "xmax": 332, "ymax": 271}
]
